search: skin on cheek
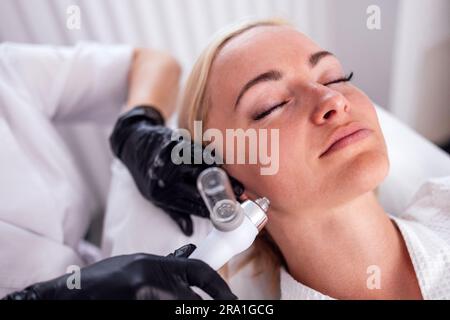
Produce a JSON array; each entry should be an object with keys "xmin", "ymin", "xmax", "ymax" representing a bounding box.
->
[{"xmin": 224, "ymin": 163, "xmax": 260, "ymax": 192}]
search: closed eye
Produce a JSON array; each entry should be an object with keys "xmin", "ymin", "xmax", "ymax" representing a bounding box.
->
[
  {"xmin": 251, "ymin": 72, "xmax": 353, "ymax": 121},
  {"xmin": 324, "ymin": 71, "xmax": 353, "ymax": 86},
  {"xmin": 253, "ymin": 100, "xmax": 289, "ymax": 121}
]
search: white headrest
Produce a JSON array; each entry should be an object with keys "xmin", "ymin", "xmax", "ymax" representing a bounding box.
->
[{"xmin": 376, "ymin": 105, "xmax": 450, "ymax": 215}]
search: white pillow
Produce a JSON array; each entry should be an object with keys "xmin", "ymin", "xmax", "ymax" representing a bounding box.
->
[{"xmin": 376, "ymin": 105, "xmax": 450, "ymax": 215}]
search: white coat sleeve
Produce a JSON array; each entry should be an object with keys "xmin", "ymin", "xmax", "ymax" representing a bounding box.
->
[{"xmin": 0, "ymin": 42, "xmax": 133, "ymax": 124}]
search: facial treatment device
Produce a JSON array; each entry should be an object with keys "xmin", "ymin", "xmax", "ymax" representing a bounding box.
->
[{"xmin": 189, "ymin": 167, "xmax": 269, "ymax": 270}]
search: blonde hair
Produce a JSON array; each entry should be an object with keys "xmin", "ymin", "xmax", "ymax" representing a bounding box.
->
[{"xmin": 178, "ymin": 19, "xmax": 290, "ymax": 292}]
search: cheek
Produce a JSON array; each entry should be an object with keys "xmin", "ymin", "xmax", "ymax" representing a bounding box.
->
[
  {"xmin": 350, "ymin": 88, "xmax": 388, "ymax": 152},
  {"xmin": 224, "ymin": 135, "xmax": 322, "ymax": 211},
  {"xmin": 346, "ymin": 87, "xmax": 387, "ymax": 147},
  {"xmin": 318, "ymin": 91, "xmax": 390, "ymax": 203},
  {"xmin": 223, "ymin": 159, "xmax": 286, "ymax": 200},
  {"xmin": 347, "ymin": 86, "xmax": 378, "ymax": 121},
  {"xmin": 223, "ymin": 163, "xmax": 270, "ymax": 199}
]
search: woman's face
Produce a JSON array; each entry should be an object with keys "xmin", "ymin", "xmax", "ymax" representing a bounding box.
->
[{"xmin": 205, "ymin": 25, "xmax": 389, "ymax": 216}]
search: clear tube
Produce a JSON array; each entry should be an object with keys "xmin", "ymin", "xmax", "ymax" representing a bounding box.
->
[{"xmin": 197, "ymin": 167, "xmax": 244, "ymax": 231}]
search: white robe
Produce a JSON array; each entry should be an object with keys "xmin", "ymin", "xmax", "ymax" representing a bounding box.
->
[
  {"xmin": 0, "ymin": 42, "xmax": 132, "ymax": 297},
  {"xmin": 281, "ymin": 176, "xmax": 450, "ymax": 300}
]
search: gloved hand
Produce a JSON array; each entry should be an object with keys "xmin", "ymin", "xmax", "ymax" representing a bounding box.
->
[
  {"xmin": 110, "ymin": 106, "xmax": 244, "ymax": 236},
  {"xmin": 3, "ymin": 244, "xmax": 237, "ymax": 300}
]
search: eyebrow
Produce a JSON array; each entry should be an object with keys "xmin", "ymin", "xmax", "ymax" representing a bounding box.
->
[
  {"xmin": 234, "ymin": 70, "xmax": 282, "ymax": 108},
  {"xmin": 234, "ymin": 50, "xmax": 334, "ymax": 109},
  {"xmin": 309, "ymin": 50, "xmax": 334, "ymax": 67}
]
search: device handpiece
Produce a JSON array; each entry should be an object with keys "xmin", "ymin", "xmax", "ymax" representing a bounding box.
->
[{"xmin": 189, "ymin": 167, "xmax": 269, "ymax": 270}]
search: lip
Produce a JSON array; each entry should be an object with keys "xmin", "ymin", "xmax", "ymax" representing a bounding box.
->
[{"xmin": 319, "ymin": 122, "xmax": 372, "ymax": 158}]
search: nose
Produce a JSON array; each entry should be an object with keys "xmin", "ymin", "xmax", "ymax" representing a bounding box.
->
[{"xmin": 310, "ymin": 86, "xmax": 349, "ymax": 125}]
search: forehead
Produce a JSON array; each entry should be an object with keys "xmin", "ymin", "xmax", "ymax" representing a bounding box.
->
[
  {"xmin": 217, "ymin": 25, "xmax": 319, "ymax": 63},
  {"xmin": 208, "ymin": 26, "xmax": 322, "ymax": 97}
]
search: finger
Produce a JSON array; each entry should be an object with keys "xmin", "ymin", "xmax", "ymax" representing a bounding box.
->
[
  {"xmin": 229, "ymin": 175, "xmax": 245, "ymax": 198},
  {"xmin": 178, "ymin": 161, "xmax": 212, "ymax": 184},
  {"xmin": 174, "ymin": 182, "xmax": 203, "ymax": 203},
  {"xmin": 180, "ymin": 288, "xmax": 203, "ymax": 300},
  {"xmin": 164, "ymin": 192, "xmax": 209, "ymax": 218},
  {"xmin": 184, "ymin": 260, "xmax": 238, "ymax": 300},
  {"xmin": 172, "ymin": 244, "xmax": 197, "ymax": 258},
  {"xmin": 176, "ymin": 215, "xmax": 193, "ymax": 236},
  {"xmin": 173, "ymin": 196, "xmax": 209, "ymax": 218},
  {"xmin": 238, "ymin": 192, "xmax": 249, "ymax": 202},
  {"xmin": 167, "ymin": 210, "xmax": 194, "ymax": 236}
]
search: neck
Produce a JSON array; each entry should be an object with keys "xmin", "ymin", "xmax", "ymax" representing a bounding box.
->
[{"xmin": 267, "ymin": 191, "xmax": 422, "ymax": 299}]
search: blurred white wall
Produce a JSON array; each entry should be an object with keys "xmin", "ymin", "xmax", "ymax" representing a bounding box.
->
[
  {"xmin": 0, "ymin": 0, "xmax": 448, "ymax": 217},
  {"xmin": 389, "ymin": 0, "xmax": 450, "ymax": 145}
]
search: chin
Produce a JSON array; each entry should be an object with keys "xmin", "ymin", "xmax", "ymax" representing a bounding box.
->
[
  {"xmin": 349, "ymin": 149, "xmax": 389, "ymax": 194},
  {"xmin": 332, "ymin": 148, "xmax": 389, "ymax": 205}
]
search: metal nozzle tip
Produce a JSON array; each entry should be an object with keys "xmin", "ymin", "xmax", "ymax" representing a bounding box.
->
[{"xmin": 255, "ymin": 197, "xmax": 270, "ymax": 212}]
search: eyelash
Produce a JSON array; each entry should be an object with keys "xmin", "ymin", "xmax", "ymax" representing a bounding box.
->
[
  {"xmin": 323, "ymin": 71, "xmax": 354, "ymax": 86},
  {"xmin": 252, "ymin": 71, "xmax": 354, "ymax": 121},
  {"xmin": 253, "ymin": 100, "xmax": 289, "ymax": 121}
]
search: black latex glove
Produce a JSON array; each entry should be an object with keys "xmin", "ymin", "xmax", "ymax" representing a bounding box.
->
[
  {"xmin": 110, "ymin": 106, "xmax": 244, "ymax": 236},
  {"xmin": 3, "ymin": 244, "xmax": 237, "ymax": 300}
]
